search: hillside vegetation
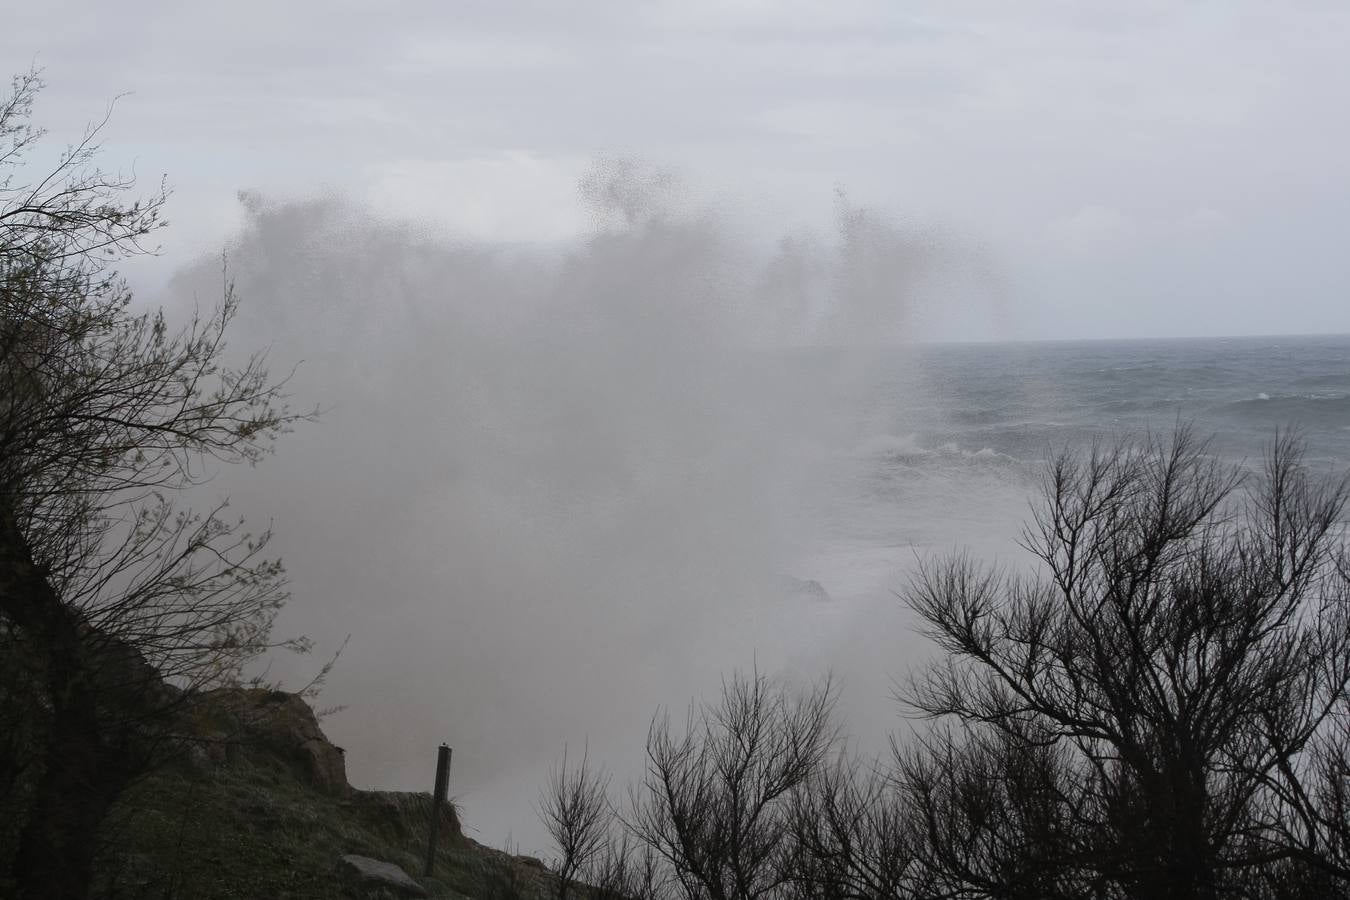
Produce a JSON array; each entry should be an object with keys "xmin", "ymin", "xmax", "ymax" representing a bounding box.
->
[{"xmin": 85, "ymin": 688, "xmax": 552, "ymax": 900}]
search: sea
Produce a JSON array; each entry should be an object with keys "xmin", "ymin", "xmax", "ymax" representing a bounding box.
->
[
  {"xmin": 765, "ymin": 333, "xmax": 1350, "ymax": 739},
  {"xmin": 797, "ymin": 333, "xmax": 1350, "ymax": 604},
  {"xmin": 903, "ymin": 333, "xmax": 1350, "ymax": 466}
]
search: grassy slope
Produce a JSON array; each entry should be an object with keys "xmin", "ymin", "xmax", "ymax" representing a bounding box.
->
[{"xmin": 93, "ymin": 754, "xmax": 554, "ymax": 900}]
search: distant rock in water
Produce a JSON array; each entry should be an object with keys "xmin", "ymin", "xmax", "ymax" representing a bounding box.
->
[{"xmin": 782, "ymin": 576, "xmax": 831, "ymax": 603}]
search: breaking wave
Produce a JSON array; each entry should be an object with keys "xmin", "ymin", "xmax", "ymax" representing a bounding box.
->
[{"xmin": 1213, "ymin": 393, "xmax": 1350, "ymax": 424}]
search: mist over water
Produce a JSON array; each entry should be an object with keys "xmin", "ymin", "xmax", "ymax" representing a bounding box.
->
[
  {"xmin": 164, "ymin": 164, "xmax": 1001, "ymax": 851},
  {"xmin": 160, "ymin": 159, "xmax": 1350, "ymax": 854}
]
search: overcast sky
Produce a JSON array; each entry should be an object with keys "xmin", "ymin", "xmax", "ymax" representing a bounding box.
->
[{"xmin": 7, "ymin": 0, "xmax": 1349, "ymax": 340}]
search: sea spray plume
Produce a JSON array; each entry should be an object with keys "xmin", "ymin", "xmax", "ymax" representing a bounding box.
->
[
  {"xmin": 579, "ymin": 157, "xmax": 684, "ymax": 231},
  {"xmin": 162, "ymin": 160, "xmax": 982, "ymax": 850}
]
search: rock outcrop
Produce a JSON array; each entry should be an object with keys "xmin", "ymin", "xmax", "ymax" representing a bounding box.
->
[
  {"xmin": 338, "ymin": 853, "xmax": 429, "ymax": 897},
  {"xmin": 190, "ymin": 688, "xmax": 350, "ymax": 796}
]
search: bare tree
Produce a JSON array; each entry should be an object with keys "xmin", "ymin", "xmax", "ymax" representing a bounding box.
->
[
  {"xmin": 0, "ymin": 71, "xmax": 311, "ymax": 899},
  {"xmin": 786, "ymin": 753, "xmax": 926, "ymax": 900},
  {"xmin": 542, "ymin": 744, "xmax": 615, "ymax": 900},
  {"xmin": 587, "ymin": 833, "xmax": 672, "ymax": 900},
  {"xmin": 630, "ymin": 669, "xmax": 838, "ymax": 900},
  {"xmin": 550, "ymin": 429, "xmax": 1350, "ymax": 900},
  {"xmin": 894, "ymin": 726, "xmax": 1102, "ymax": 900},
  {"xmin": 902, "ymin": 426, "xmax": 1350, "ymax": 898}
]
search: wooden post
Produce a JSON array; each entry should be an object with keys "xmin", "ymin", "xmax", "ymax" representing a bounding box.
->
[{"xmin": 425, "ymin": 744, "xmax": 452, "ymax": 877}]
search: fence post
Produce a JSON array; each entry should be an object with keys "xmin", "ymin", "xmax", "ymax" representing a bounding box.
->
[{"xmin": 425, "ymin": 743, "xmax": 453, "ymax": 877}]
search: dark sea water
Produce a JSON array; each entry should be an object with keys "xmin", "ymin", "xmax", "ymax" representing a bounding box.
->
[
  {"xmin": 907, "ymin": 333, "xmax": 1350, "ymax": 467},
  {"xmin": 796, "ymin": 334, "xmax": 1350, "ymax": 607}
]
